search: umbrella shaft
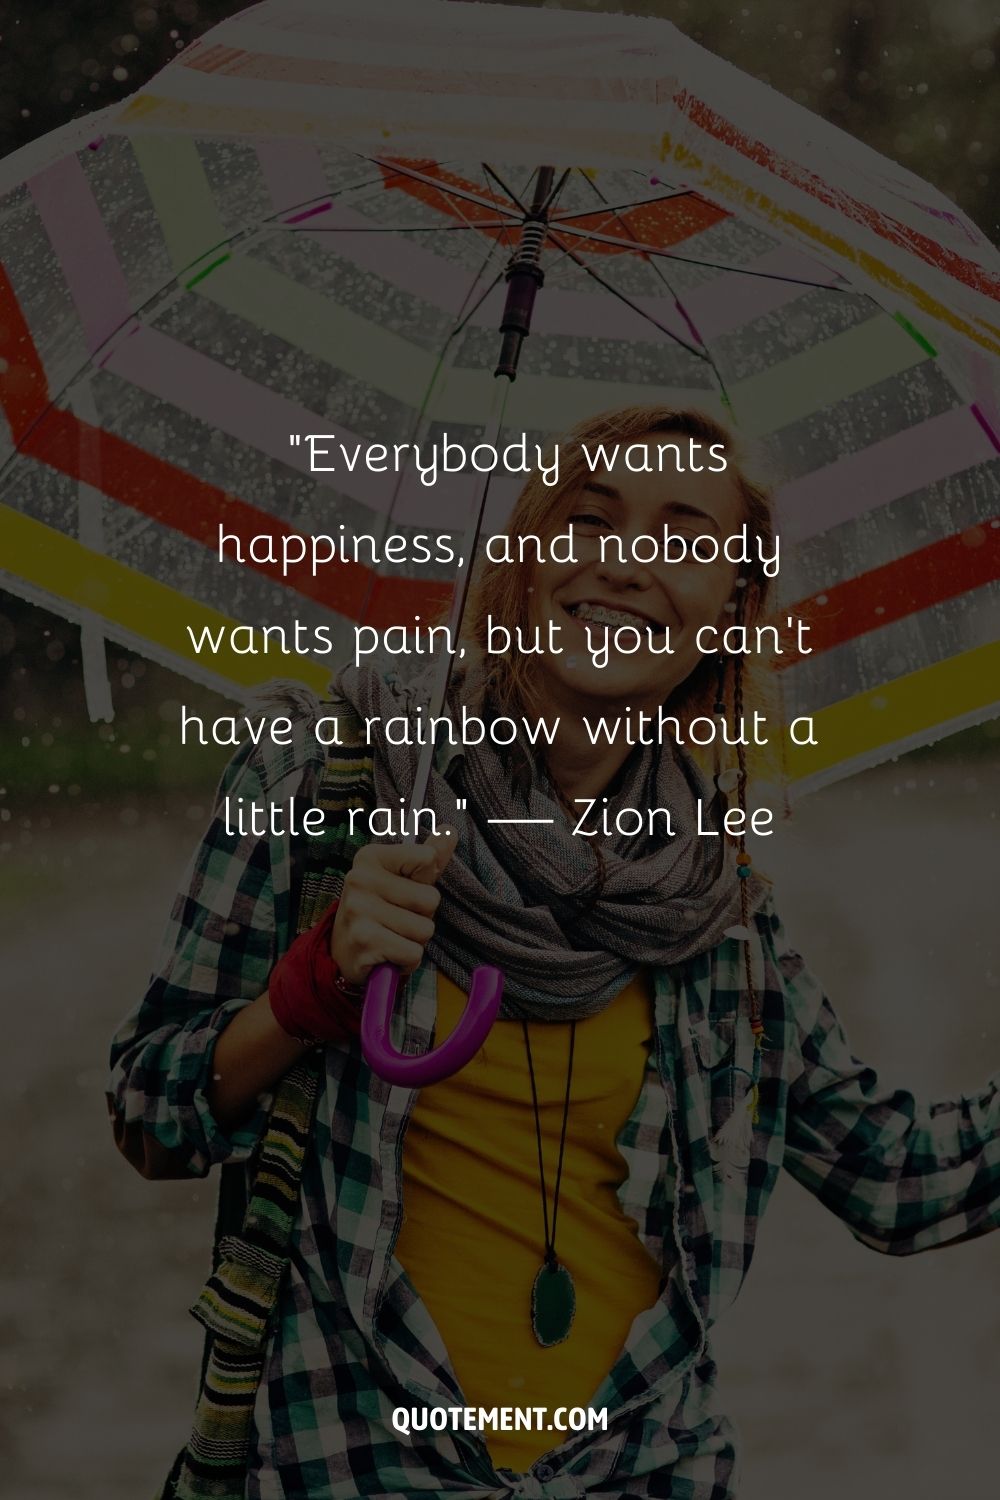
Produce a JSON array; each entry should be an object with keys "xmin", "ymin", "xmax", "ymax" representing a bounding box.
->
[
  {"xmin": 407, "ymin": 383, "xmax": 511, "ymax": 818},
  {"xmin": 411, "ymin": 166, "xmax": 553, "ymax": 815},
  {"xmin": 494, "ymin": 166, "xmax": 554, "ymax": 380},
  {"xmin": 495, "ymin": 327, "xmax": 527, "ymax": 382}
]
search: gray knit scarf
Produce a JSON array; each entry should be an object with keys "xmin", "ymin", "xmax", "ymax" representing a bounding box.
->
[{"xmin": 333, "ymin": 663, "xmax": 767, "ymax": 1021}]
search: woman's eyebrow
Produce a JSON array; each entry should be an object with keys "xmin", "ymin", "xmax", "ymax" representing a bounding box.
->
[{"xmin": 580, "ymin": 480, "xmax": 620, "ymax": 502}]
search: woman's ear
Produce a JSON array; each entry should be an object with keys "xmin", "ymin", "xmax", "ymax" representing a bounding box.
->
[
  {"xmin": 717, "ymin": 567, "xmax": 751, "ymax": 631},
  {"xmin": 714, "ymin": 588, "xmax": 740, "ymax": 634}
]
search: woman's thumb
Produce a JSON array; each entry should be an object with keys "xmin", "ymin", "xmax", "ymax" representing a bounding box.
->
[{"xmin": 411, "ymin": 826, "xmax": 457, "ymax": 885}]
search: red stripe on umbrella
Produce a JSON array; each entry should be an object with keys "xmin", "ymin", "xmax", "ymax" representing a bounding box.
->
[
  {"xmin": 781, "ymin": 521, "xmax": 1000, "ymax": 665},
  {"xmin": 681, "ymin": 94, "xmax": 1000, "ymax": 305},
  {"xmin": 381, "ymin": 157, "xmax": 728, "ymax": 254},
  {"xmin": 0, "ymin": 265, "xmax": 450, "ymax": 628}
]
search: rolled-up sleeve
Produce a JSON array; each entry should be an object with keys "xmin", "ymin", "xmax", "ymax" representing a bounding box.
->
[
  {"xmin": 108, "ymin": 742, "xmax": 297, "ymax": 1179},
  {"xmin": 778, "ymin": 931, "xmax": 1000, "ymax": 1253}
]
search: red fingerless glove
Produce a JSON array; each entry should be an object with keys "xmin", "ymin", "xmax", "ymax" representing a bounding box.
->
[{"xmin": 268, "ymin": 902, "xmax": 367, "ymax": 1045}]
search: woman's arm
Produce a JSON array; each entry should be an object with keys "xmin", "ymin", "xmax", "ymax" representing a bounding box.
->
[
  {"xmin": 774, "ymin": 920, "xmax": 1000, "ymax": 1253},
  {"xmin": 111, "ymin": 721, "xmax": 456, "ymax": 1170},
  {"xmin": 108, "ymin": 740, "xmax": 303, "ymax": 1180},
  {"xmin": 206, "ymin": 992, "xmax": 311, "ymax": 1135},
  {"xmin": 207, "ymin": 834, "xmax": 454, "ymax": 1131}
]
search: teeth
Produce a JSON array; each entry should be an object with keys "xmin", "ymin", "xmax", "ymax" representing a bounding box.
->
[{"xmin": 569, "ymin": 602, "xmax": 654, "ymax": 630}]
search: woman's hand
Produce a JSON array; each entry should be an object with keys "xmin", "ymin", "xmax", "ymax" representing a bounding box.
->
[{"xmin": 331, "ymin": 830, "xmax": 456, "ymax": 984}]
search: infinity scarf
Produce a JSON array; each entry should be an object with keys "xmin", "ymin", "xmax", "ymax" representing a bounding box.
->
[{"xmin": 333, "ymin": 664, "xmax": 768, "ymax": 1020}]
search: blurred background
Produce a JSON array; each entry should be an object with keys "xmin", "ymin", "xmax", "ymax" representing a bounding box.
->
[
  {"xmin": 2, "ymin": 0, "xmax": 998, "ymax": 236},
  {"xmin": 1, "ymin": 4, "xmax": 998, "ymax": 1499}
]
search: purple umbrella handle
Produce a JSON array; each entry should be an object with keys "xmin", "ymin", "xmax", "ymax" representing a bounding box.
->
[{"xmin": 360, "ymin": 963, "xmax": 504, "ymax": 1086}]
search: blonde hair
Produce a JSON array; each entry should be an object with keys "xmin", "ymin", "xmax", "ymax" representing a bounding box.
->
[{"xmin": 460, "ymin": 405, "xmax": 775, "ymax": 732}]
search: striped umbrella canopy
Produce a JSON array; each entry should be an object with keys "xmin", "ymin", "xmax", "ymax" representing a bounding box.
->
[{"xmin": 1, "ymin": 0, "xmax": 998, "ymax": 799}]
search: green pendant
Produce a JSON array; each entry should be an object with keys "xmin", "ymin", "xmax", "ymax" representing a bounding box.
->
[{"xmin": 531, "ymin": 1260, "xmax": 576, "ymax": 1347}]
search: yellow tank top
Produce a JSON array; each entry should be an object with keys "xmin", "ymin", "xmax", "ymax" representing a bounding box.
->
[{"xmin": 394, "ymin": 971, "xmax": 662, "ymax": 1473}]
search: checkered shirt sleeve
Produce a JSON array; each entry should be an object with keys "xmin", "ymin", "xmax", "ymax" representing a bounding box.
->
[
  {"xmin": 107, "ymin": 741, "xmax": 295, "ymax": 1178},
  {"xmin": 778, "ymin": 935, "xmax": 1000, "ymax": 1252}
]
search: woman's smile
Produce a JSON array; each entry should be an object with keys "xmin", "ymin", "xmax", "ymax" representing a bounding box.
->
[
  {"xmin": 561, "ymin": 597, "xmax": 670, "ymax": 631},
  {"xmin": 524, "ymin": 436, "xmax": 744, "ymax": 718}
]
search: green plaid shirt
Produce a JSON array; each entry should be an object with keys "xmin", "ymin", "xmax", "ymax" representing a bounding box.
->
[{"xmin": 109, "ymin": 727, "xmax": 1000, "ymax": 1500}]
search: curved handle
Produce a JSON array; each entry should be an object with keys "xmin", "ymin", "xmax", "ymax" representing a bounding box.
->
[{"xmin": 360, "ymin": 963, "xmax": 504, "ymax": 1086}]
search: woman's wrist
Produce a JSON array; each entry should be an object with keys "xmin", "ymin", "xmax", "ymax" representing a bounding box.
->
[
  {"xmin": 209, "ymin": 989, "xmax": 312, "ymax": 1134},
  {"xmin": 264, "ymin": 993, "xmax": 327, "ymax": 1050},
  {"xmin": 268, "ymin": 904, "xmax": 367, "ymax": 1046},
  {"xmin": 332, "ymin": 968, "xmax": 368, "ymax": 1001}
]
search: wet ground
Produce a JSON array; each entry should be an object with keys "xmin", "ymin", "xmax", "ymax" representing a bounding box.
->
[{"xmin": 2, "ymin": 758, "xmax": 997, "ymax": 1499}]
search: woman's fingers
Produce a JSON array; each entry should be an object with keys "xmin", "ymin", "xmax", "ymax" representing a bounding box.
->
[
  {"xmin": 367, "ymin": 895, "xmax": 435, "ymax": 947},
  {"xmin": 350, "ymin": 917, "xmax": 425, "ymax": 975},
  {"xmin": 371, "ymin": 869, "xmax": 441, "ymax": 917},
  {"xmin": 355, "ymin": 831, "xmax": 457, "ymax": 895},
  {"xmin": 335, "ymin": 831, "xmax": 458, "ymax": 980},
  {"xmin": 362, "ymin": 840, "xmax": 437, "ymax": 880}
]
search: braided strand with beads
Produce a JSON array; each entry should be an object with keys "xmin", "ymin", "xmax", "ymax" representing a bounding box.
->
[{"xmin": 728, "ymin": 583, "xmax": 764, "ymax": 1122}]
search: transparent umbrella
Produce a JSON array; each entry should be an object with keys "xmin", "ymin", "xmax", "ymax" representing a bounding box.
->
[{"xmin": 1, "ymin": 0, "xmax": 998, "ymax": 1077}]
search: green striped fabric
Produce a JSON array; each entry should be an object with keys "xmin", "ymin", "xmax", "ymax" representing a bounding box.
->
[{"xmin": 160, "ymin": 697, "xmax": 373, "ymax": 1500}]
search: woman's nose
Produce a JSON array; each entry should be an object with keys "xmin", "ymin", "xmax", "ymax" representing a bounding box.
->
[{"xmin": 594, "ymin": 547, "xmax": 654, "ymax": 590}]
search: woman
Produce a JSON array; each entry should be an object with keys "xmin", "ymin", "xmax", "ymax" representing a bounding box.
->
[{"xmin": 110, "ymin": 406, "xmax": 999, "ymax": 1500}]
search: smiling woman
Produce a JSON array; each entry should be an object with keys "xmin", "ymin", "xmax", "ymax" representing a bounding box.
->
[
  {"xmin": 464, "ymin": 404, "xmax": 775, "ymax": 745},
  {"xmin": 110, "ymin": 401, "xmax": 1000, "ymax": 1500}
]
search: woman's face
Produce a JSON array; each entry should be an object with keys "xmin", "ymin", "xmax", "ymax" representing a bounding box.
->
[{"xmin": 524, "ymin": 434, "xmax": 745, "ymax": 715}]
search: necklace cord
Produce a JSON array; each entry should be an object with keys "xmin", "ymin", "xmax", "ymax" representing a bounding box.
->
[
  {"xmin": 549, "ymin": 1021, "xmax": 575, "ymax": 1257},
  {"xmin": 522, "ymin": 1020, "xmax": 576, "ymax": 1269}
]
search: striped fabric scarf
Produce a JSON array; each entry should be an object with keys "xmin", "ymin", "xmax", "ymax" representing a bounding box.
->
[{"xmin": 333, "ymin": 664, "xmax": 767, "ymax": 1020}]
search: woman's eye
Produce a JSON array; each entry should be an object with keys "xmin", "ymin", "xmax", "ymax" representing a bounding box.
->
[{"xmin": 568, "ymin": 512, "xmax": 610, "ymax": 530}]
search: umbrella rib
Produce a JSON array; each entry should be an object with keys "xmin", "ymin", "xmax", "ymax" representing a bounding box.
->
[
  {"xmin": 564, "ymin": 166, "xmax": 729, "ymax": 398},
  {"xmin": 549, "ymin": 189, "xmax": 696, "ymax": 222},
  {"xmin": 446, "ymin": 268, "xmax": 506, "ymax": 341},
  {"xmin": 361, "ymin": 157, "xmax": 518, "ymax": 274},
  {"xmin": 255, "ymin": 166, "xmax": 402, "ymax": 228},
  {"xmin": 275, "ymin": 221, "xmax": 515, "ymax": 234},
  {"xmin": 541, "ymin": 168, "xmax": 573, "ymax": 216},
  {"xmin": 246, "ymin": 151, "xmax": 525, "ymax": 237},
  {"xmin": 257, "ymin": 155, "xmax": 483, "ymax": 230},
  {"xmin": 478, "ymin": 164, "xmax": 572, "ymax": 252},
  {"xmin": 533, "ymin": 198, "xmax": 649, "ymax": 280},
  {"xmin": 543, "ymin": 226, "xmax": 710, "ymax": 363},
  {"xmin": 553, "ymin": 220, "xmax": 849, "ymax": 290},
  {"xmin": 479, "ymin": 166, "xmax": 521, "ymax": 256},
  {"xmin": 0, "ymin": 250, "xmax": 247, "ymax": 488},
  {"xmin": 365, "ymin": 155, "xmax": 523, "ymax": 221},
  {"xmin": 351, "ymin": 220, "xmax": 510, "ymax": 633},
  {"xmin": 0, "ymin": 178, "xmax": 513, "ymax": 492},
  {"xmin": 399, "ymin": 173, "xmax": 513, "ymax": 278},
  {"xmin": 351, "ymin": 259, "xmax": 507, "ymax": 628},
  {"xmin": 482, "ymin": 163, "xmax": 528, "ymax": 218}
]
